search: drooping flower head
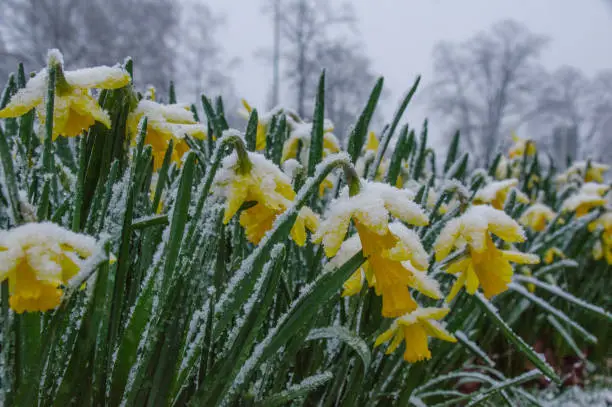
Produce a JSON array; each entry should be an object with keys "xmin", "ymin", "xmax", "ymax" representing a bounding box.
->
[
  {"xmin": 435, "ymin": 205, "xmax": 539, "ymax": 301},
  {"xmin": 314, "ymin": 181, "xmax": 433, "ymax": 317},
  {"xmin": 127, "ymin": 99, "xmax": 207, "ymax": 170},
  {"xmin": 561, "ymin": 182, "xmax": 609, "ymax": 217},
  {"xmin": 0, "ymin": 223, "xmax": 100, "ymax": 313},
  {"xmin": 0, "ymin": 49, "xmax": 131, "ymax": 139},
  {"xmin": 519, "ymin": 203, "xmax": 556, "ymax": 232},
  {"xmin": 214, "ymin": 143, "xmax": 318, "ymax": 246},
  {"xmin": 508, "ymin": 132, "xmax": 536, "ymax": 159},
  {"xmin": 473, "ymin": 179, "xmax": 529, "ymax": 210},
  {"xmin": 329, "ymin": 225, "xmax": 441, "ymax": 302},
  {"xmin": 589, "ymin": 212, "xmax": 612, "ymax": 264},
  {"xmin": 374, "ymin": 306, "xmax": 456, "ymax": 362}
]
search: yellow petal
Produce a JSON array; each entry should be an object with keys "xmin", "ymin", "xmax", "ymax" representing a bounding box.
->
[
  {"xmin": 65, "ymin": 66, "xmax": 131, "ymax": 89},
  {"xmin": 402, "ymin": 324, "xmax": 431, "ymax": 362},
  {"xmin": 501, "ymin": 251, "xmax": 540, "ymax": 265},
  {"xmin": 241, "ymin": 99, "xmax": 253, "ymax": 113},
  {"xmin": 224, "ymin": 178, "xmax": 250, "ymax": 223},
  {"xmin": 256, "ymin": 124, "xmax": 267, "ymax": 151},
  {"xmin": 365, "ymin": 131, "xmax": 379, "ymax": 152},
  {"xmin": 465, "ymin": 264, "xmax": 479, "ymax": 294},
  {"xmin": 421, "ymin": 320, "xmax": 457, "ymax": 343},
  {"xmin": 374, "ymin": 326, "xmax": 396, "ymax": 348},
  {"xmin": 434, "ymin": 219, "xmax": 462, "ymax": 262},
  {"xmin": 444, "ymin": 256, "xmax": 470, "ymax": 275},
  {"xmin": 342, "ymin": 270, "xmax": 364, "ymax": 297},
  {"xmin": 0, "ymin": 72, "xmax": 45, "ymax": 118},
  {"xmin": 446, "ymin": 272, "xmax": 466, "ymax": 302},
  {"xmin": 405, "ymin": 265, "xmax": 442, "ymax": 299},
  {"xmin": 290, "ymin": 216, "xmax": 307, "ymax": 246},
  {"xmin": 386, "ymin": 329, "xmax": 405, "ymax": 354}
]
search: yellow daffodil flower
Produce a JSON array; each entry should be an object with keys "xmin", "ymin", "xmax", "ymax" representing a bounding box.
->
[
  {"xmin": 557, "ymin": 161, "xmax": 609, "ymax": 184},
  {"xmin": 374, "ymin": 306, "xmax": 456, "ymax": 362},
  {"xmin": 314, "ymin": 182, "xmax": 432, "ymax": 317},
  {"xmin": 0, "ymin": 222, "xmax": 99, "ymax": 313},
  {"xmin": 590, "ymin": 212, "xmax": 612, "ymax": 264},
  {"xmin": 508, "ymin": 132, "xmax": 536, "ymax": 159},
  {"xmin": 473, "ymin": 179, "xmax": 529, "ymax": 210},
  {"xmin": 127, "ymin": 100, "xmax": 207, "ymax": 170},
  {"xmin": 519, "ymin": 203, "xmax": 556, "ymax": 232},
  {"xmin": 365, "ymin": 131, "xmax": 379, "ymax": 151},
  {"xmin": 435, "ymin": 205, "xmax": 539, "ymax": 301},
  {"xmin": 561, "ymin": 182, "xmax": 609, "ymax": 217},
  {"xmin": 0, "ymin": 49, "xmax": 130, "ymax": 139},
  {"xmin": 215, "ymin": 149, "xmax": 318, "ymax": 246},
  {"xmin": 544, "ymin": 247, "xmax": 565, "ymax": 264},
  {"xmin": 281, "ymin": 119, "xmax": 338, "ymax": 163}
]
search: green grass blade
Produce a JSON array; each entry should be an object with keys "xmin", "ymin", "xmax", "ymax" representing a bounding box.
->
[
  {"xmin": 347, "ymin": 77, "xmax": 384, "ymax": 163},
  {"xmin": 474, "ymin": 293, "xmax": 560, "ymax": 383},
  {"xmin": 308, "ymin": 71, "xmax": 325, "ymax": 177}
]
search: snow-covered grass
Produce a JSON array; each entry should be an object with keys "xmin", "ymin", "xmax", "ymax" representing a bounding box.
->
[{"xmin": 0, "ymin": 51, "xmax": 610, "ymax": 406}]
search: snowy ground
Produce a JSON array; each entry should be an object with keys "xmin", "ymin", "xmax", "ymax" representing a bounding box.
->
[{"xmin": 540, "ymin": 387, "xmax": 612, "ymax": 406}]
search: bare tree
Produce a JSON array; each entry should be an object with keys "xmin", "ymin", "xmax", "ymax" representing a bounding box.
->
[
  {"xmin": 266, "ymin": 0, "xmax": 355, "ymax": 117},
  {"xmin": 428, "ymin": 20, "xmax": 548, "ymax": 164},
  {"xmin": 525, "ymin": 67, "xmax": 612, "ymax": 163},
  {"xmin": 174, "ymin": 0, "xmax": 238, "ymax": 105},
  {"xmin": 0, "ymin": 0, "xmax": 238, "ymax": 102},
  {"xmin": 314, "ymin": 40, "xmax": 380, "ymax": 139}
]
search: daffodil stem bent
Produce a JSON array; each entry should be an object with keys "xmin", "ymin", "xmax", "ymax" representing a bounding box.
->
[{"xmin": 185, "ymin": 131, "xmax": 251, "ymax": 246}]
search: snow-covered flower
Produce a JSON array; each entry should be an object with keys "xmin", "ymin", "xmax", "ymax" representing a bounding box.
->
[
  {"xmin": 0, "ymin": 49, "xmax": 130, "ymax": 139},
  {"xmin": 544, "ymin": 247, "xmax": 565, "ymax": 264},
  {"xmin": 0, "ymin": 222, "xmax": 99, "ymax": 313},
  {"xmin": 561, "ymin": 182, "xmax": 609, "ymax": 217},
  {"xmin": 435, "ymin": 205, "xmax": 539, "ymax": 301},
  {"xmin": 127, "ymin": 99, "xmax": 207, "ymax": 170},
  {"xmin": 508, "ymin": 132, "xmax": 536, "ymax": 159},
  {"xmin": 330, "ymin": 225, "xmax": 441, "ymax": 302},
  {"xmin": 314, "ymin": 182, "xmax": 432, "ymax": 317},
  {"xmin": 557, "ymin": 161, "xmax": 609, "ymax": 184},
  {"xmin": 281, "ymin": 119, "xmax": 339, "ymax": 164},
  {"xmin": 473, "ymin": 179, "xmax": 529, "ymax": 210},
  {"xmin": 215, "ymin": 150, "xmax": 318, "ymax": 246},
  {"xmin": 519, "ymin": 203, "xmax": 556, "ymax": 232},
  {"xmin": 589, "ymin": 212, "xmax": 612, "ymax": 264},
  {"xmin": 374, "ymin": 306, "xmax": 456, "ymax": 362}
]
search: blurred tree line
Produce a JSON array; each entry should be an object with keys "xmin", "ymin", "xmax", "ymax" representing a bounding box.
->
[
  {"xmin": 0, "ymin": 0, "xmax": 237, "ymax": 108},
  {"xmin": 261, "ymin": 0, "xmax": 383, "ymax": 140},
  {"xmin": 427, "ymin": 20, "xmax": 612, "ymax": 166},
  {"xmin": 1, "ymin": 1, "xmax": 609, "ymax": 162}
]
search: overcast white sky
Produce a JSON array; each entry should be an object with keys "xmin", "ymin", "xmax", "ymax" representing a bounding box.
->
[{"xmin": 207, "ymin": 0, "xmax": 612, "ymax": 136}]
